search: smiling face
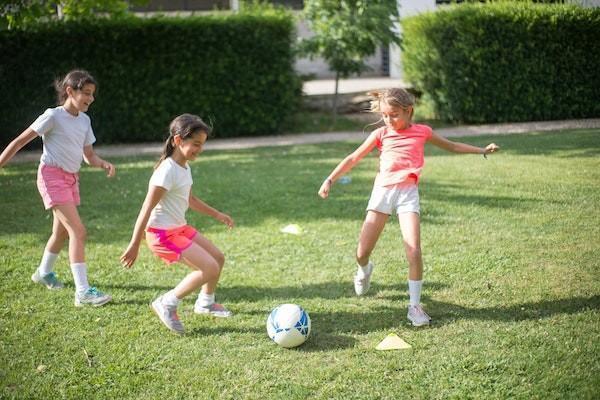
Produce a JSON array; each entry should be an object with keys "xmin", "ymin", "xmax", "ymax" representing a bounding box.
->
[
  {"xmin": 66, "ymin": 83, "xmax": 96, "ymax": 114},
  {"xmin": 380, "ymin": 101, "xmax": 412, "ymax": 131},
  {"xmin": 175, "ymin": 131, "xmax": 208, "ymax": 162}
]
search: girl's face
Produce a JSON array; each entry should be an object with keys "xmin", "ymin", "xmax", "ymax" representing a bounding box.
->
[
  {"xmin": 175, "ymin": 131, "xmax": 208, "ymax": 161},
  {"xmin": 67, "ymin": 83, "xmax": 96, "ymax": 113},
  {"xmin": 380, "ymin": 101, "xmax": 412, "ymax": 131}
]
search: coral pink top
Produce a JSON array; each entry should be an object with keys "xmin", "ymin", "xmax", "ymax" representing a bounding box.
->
[{"xmin": 371, "ymin": 124, "xmax": 433, "ymax": 187}]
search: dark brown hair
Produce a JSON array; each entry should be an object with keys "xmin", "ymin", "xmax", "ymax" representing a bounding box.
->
[
  {"xmin": 54, "ymin": 69, "xmax": 97, "ymax": 105},
  {"xmin": 155, "ymin": 113, "xmax": 212, "ymax": 168}
]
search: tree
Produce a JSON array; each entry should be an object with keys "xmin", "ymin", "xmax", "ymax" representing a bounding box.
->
[
  {"xmin": 299, "ymin": 0, "xmax": 401, "ymax": 121},
  {"xmin": 0, "ymin": 0, "xmax": 147, "ymax": 30}
]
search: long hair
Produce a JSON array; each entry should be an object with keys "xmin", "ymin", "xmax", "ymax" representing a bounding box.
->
[
  {"xmin": 54, "ymin": 69, "xmax": 97, "ymax": 105},
  {"xmin": 366, "ymin": 88, "xmax": 415, "ymax": 128},
  {"xmin": 155, "ymin": 114, "xmax": 212, "ymax": 169}
]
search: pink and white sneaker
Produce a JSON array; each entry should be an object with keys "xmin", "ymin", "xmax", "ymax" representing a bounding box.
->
[
  {"xmin": 407, "ymin": 304, "xmax": 431, "ymax": 327},
  {"xmin": 194, "ymin": 302, "xmax": 233, "ymax": 318}
]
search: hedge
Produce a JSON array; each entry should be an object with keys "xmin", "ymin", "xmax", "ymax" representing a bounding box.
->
[
  {"xmin": 401, "ymin": 2, "xmax": 600, "ymax": 123},
  {"xmin": 0, "ymin": 14, "xmax": 301, "ymax": 148}
]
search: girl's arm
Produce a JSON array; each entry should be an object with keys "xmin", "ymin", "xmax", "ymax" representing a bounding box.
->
[
  {"xmin": 83, "ymin": 145, "xmax": 116, "ymax": 177},
  {"xmin": 189, "ymin": 194, "xmax": 234, "ymax": 228},
  {"xmin": 429, "ymin": 131, "xmax": 500, "ymax": 155},
  {"xmin": 318, "ymin": 133, "xmax": 378, "ymax": 199},
  {"xmin": 120, "ymin": 185, "xmax": 167, "ymax": 268},
  {"xmin": 0, "ymin": 128, "xmax": 38, "ymax": 168}
]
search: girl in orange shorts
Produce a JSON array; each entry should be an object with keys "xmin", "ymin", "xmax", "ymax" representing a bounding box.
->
[{"xmin": 121, "ymin": 114, "xmax": 234, "ymax": 335}]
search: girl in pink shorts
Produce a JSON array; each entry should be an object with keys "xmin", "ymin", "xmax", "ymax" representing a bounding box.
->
[
  {"xmin": 121, "ymin": 114, "xmax": 234, "ymax": 335},
  {"xmin": 0, "ymin": 69, "xmax": 114, "ymax": 307},
  {"xmin": 318, "ymin": 88, "xmax": 500, "ymax": 327}
]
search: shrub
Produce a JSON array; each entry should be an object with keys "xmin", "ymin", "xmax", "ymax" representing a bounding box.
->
[
  {"xmin": 401, "ymin": 2, "xmax": 600, "ymax": 123},
  {"xmin": 0, "ymin": 13, "xmax": 301, "ymax": 147}
]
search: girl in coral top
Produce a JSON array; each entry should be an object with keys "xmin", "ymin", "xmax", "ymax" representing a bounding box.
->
[{"xmin": 318, "ymin": 88, "xmax": 499, "ymax": 326}]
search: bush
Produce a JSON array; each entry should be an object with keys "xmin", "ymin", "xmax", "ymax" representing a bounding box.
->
[
  {"xmin": 401, "ymin": 2, "xmax": 600, "ymax": 123},
  {"xmin": 0, "ymin": 13, "xmax": 301, "ymax": 147}
]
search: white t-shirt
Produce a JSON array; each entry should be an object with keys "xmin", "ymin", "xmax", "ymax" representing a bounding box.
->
[
  {"xmin": 30, "ymin": 106, "xmax": 96, "ymax": 173},
  {"xmin": 147, "ymin": 157, "xmax": 193, "ymax": 229}
]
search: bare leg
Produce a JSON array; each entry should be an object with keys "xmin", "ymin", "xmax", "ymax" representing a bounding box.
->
[
  {"xmin": 191, "ymin": 233, "xmax": 225, "ymax": 295},
  {"xmin": 174, "ymin": 243, "xmax": 220, "ymax": 299},
  {"xmin": 397, "ymin": 212, "xmax": 423, "ymax": 280},
  {"xmin": 356, "ymin": 210, "xmax": 389, "ymax": 266},
  {"xmin": 52, "ymin": 204, "xmax": 87, "ymax": 263},
  {"xmin": 45, "ymin": 214, "xmax": 69, "ymax": 254}
]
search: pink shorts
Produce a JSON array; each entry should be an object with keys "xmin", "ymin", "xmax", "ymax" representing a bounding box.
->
[
  {"xmin": 145, "ymin": 225, "xmax": 198, "ymax": 264},
  {"xmin": 37, "ymin": 164, "xmax": 80, "ymax": 210}
]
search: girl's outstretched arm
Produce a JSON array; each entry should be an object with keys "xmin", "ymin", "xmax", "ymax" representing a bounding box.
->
[
  {"xmin": 120, "ymin": 185, "xmax": 167, "ymax": 268},
  {"xmin": 429, "ymin": 131, "xmax": 500, "ymax": 155},
  {"xmin": 318, "ymin": 133, "xmax": 378, "ymax": 199},
  {"xmin": 0, "ymin": 128, "xmax": 38, "ymax": 168},
  {"xmin": 83, "ymin": 145, "xmax": 116, "ymax": 177},
  {"xmin": 189, "ymin": 194, "xmax": 234, "ymax": 229}
]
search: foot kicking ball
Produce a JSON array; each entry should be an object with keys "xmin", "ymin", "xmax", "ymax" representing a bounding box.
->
[{"xmin": 266, "ymin": 304, "xmax": 311, "ymax": 348}]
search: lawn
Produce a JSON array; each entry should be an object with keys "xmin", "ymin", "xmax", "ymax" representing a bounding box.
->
[{"xmin": 0, "ymin": 129, "xmax": 599, "ymax": 399}]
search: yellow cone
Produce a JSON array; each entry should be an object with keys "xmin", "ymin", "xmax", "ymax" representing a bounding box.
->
[{"xmin": 376, "ymin": 333, "xmax": 412, "ymax": 350}]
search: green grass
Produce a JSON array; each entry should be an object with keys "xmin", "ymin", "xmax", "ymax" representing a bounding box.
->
[{"xmin": 1, "ymin": 129, "xmax": 599, "ymax": 399}]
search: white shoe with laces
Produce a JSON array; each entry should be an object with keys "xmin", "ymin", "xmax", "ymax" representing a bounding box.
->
[
  {"xmin": 407, "ymin": 304, "xmax": 431, "ymax": 326},
  {"xmin": 353, "ymin": 262, "xmax": 373, "ymax": 296}
]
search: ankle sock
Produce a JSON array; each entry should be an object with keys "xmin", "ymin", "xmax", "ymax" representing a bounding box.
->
[
  {"xmin": 70, "ymin": 263, "xmax": 90, "ymax": 294},
  {"xmin": 197, "ymin": 292, "xmax": 215, "ymax": 307},
  {"xmin": 38, "ymin": 250, "xmax": 59, "ymax": 276},
  {"xmin": 162, "ymin": 290, "xmax": 181, "ymax": 308},
  {"xmin": 408, "ymin": 279, "xmax": 423, "ymax": 306}
]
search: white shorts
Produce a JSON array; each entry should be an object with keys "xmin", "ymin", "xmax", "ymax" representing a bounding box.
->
[{"xmin": 366, "ymin": 184, "xmax": 420, "ymax": 215}]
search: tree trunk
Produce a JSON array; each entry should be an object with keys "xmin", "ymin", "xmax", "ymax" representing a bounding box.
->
[{"xmin": 332, "ymin": 71, "xmax": 339, "ymax": 127}]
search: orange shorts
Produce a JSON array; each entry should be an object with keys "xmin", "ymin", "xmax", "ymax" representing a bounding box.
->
[{"xmin": 145, "ymin": 225, "xmax": 197, "ymax": 264}]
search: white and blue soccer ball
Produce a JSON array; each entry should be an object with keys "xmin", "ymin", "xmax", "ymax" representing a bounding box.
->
[{"xmin": 266, "ymin": 304, "xmax": 311, "ymax": 348}]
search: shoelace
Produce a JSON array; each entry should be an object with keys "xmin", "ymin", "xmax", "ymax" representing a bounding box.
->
[
  {"xmin": 87, "ymin": 287, "xmax": 99, "ymax": 296},
  {"xmin": 45, "ymin": 272, "xmax": 58, "ymax": 282}
]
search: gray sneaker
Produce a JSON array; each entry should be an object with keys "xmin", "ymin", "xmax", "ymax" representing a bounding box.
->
[
  {"xmin": 354, "ymin": 262, "xmax": 373, "ymax": 296},
  {"xmin": 152, "ymin": 296, "xmax": 185, "ymax": 335},
  {"xmin": 194, "ymin": 302, "xmax": 232, "ymax": 318},
  {"xmin": 407, "ymin": 305, "xmax": 432, "ymax": 327},
  {"xmin": 31, "ymin": 270, "xmax": 64, "ymax": 290},
  {"xmin": 74, "ymin": 287, "xmax": 112, "ymax": 307}
]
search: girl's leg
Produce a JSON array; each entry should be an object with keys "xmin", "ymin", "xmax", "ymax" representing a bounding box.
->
[
  {"xmin": 398, "ymin": 211, "xmax": 430, "ymax": 325},
  {"xmin": 33, "ymin": 214, "xmax": 69, "ymax": 288},
  {"xmin": 176, "ymin": 242, "xmax": 221, "ymax": 299},
  {"xmin": 397, "ymin": 212, "xmax": 423, "ymax": 281},
  {"xmin": 190, "ymin": 233, "xmax": 225, "ymax": 295},
  {"xmin": 52, "ymin": 204, "xmax": 86, "ymax": 263},
  {"xmin": 356, "ymin": 210, "xmax": 389, "ymax": 266},
  {"xmin": 354, "ymin": 210, "xmax": 389, "ymax": 296},
  {"xmin": 52, "ymin": 204, "xmax": 111, "ymax": 306}
]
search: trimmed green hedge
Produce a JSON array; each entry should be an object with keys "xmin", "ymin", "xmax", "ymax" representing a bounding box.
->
[
  {"xmin": 401, "ymin": 2, "xmax": 600, "ymax": 123},
  {"xmin": 0, "ymin": 14, "xmax": 301, "ymax": 147}
]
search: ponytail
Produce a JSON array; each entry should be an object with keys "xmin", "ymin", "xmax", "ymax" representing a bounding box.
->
[
  {"xmin": 154, "ymin": 113, "xmax": 212, "ymax": 169},
  {"xmin": 155, "ymin": 136, "xmax": 176, "ymax": 169}
]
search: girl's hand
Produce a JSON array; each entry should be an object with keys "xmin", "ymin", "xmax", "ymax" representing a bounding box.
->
[
  {"xmin": 218, "ymin": 212, "xmax": 234, "ymax": 229},
  {"xmin": 318, "ymin": 178, "xmax": 332, "ymax": 199},
  {"xmin": 120, "ymin": 244, "xmax": 139, "ymax": 269},
  {"xmin": 102, "ymin": 161, "xmax": 116, "ymax": 177},
  {"xmin": 484, "ymin": 143, "xmax": 500, "ymax": 155}
]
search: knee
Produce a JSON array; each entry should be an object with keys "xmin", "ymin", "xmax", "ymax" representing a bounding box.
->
[
  {"xmin": 204, "ymin": 259, "xmax": 221, "ymax": 281},
  {"xmin": 405, "ymin": 245, "xmax": 422, "ymax": 262},
  {"xmin": 214, "ymin": 251, "xmax": 225, "ymax": 269},
  {"xmin": 69, "ymin": 224, "xmax": 87, "ymax": 242}
]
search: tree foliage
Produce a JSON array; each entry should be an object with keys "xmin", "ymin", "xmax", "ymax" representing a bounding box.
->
[
  {"xmin": 0, "ymin": 0, "xmax": 146, "ymax": 30},
  {"xmin": 299, "ymin": 0, "xmax": 401, "ymax": 78}
]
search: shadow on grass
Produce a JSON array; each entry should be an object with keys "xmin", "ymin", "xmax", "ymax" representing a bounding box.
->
[{"xmin": 428, "ymin": 295, "xmax": 600, "ymax": 327}]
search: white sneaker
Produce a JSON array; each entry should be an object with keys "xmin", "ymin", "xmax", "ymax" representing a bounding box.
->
[
  {"xmin": 407, "ymin": 305, "xmax": 431, "ymax": 327},
  {"xmin": 32, "ymin": 270, "xmax": 64, "ymax": 290},
  {"xmin": 74, "ymin": 287, "xmax": 112, "ymax": 307},
  {"xmin": 353, "ymin": 262, "xmax": 373, "ymax": 296},
  {"xmin": 151, "ymin": 296, "xmax": 185, "ymax": 335},
  {"xmin": 194, "ymin": 302, "xmax": 232, "ymax": 318}
]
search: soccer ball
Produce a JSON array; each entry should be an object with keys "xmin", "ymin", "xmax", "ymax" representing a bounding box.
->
[{"xmin": 266, "ymin": 304, "xmax": 311, "ymax": 348}]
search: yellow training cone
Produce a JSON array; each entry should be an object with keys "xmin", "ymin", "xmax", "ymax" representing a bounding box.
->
[{"xmin": 376, "ymin": 333, "xmax": 412, "ymax": 350}]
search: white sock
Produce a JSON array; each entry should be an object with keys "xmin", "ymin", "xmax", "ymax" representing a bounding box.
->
[
  {"xmin": 408, "ymin": 279, "xmax": 423, "ymax": 306},
  {"xmin": 162, "ymin": 290, "xmax": 181, "ymax": 308},
  {"xmin": 197, "ymin": 291, "xmax": 215, "ymax": 307},
  {"xmin": 70, "ymin": 263, "xmax": 90, "ymax": 294},
  {"xmin": 356, "ymin": 261, "xmax": 372, "ymax": 278},
  {"xmin": 38, "ymin": 250, "xmax": 59, "ymax": 276}
]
